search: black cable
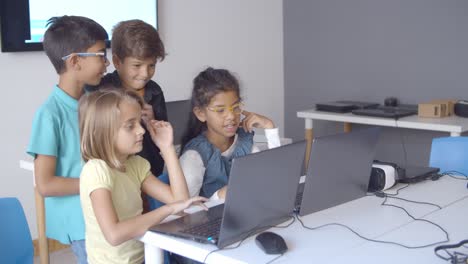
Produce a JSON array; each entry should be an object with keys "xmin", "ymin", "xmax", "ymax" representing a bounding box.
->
[
  {"xmin": 434, "ymin": 239, "xmax": 468, "ymax": 263},
  {"xmin": 384, "ymin": 183, "xmax": 410, "ymax": 196},
  {"xmin": 438, "ymin": 172, "xmax": 468, "ymax": 191},
  {"xmin": 202, "ymin": 246, "xmax": 225, "ymax": 263},
  {"xmin": 441, "ymin": 171, "xmax": 468, "ymax": 177},
  {"xmin": 367, "ymin": 194, "xmax": 449, "ymax": 246},
  {"xmin": 394, "ymin": 118, "xmax": 409, "ymax": 170},
  {"xmin": 428, "ymin": 173, "xmax": 443, "ymax": 181},
  {"xmin": 265, "ymin": 253, "xmax": 284, "ymax": 264},
  {"xmin": 296, "ymin": 191, "xmax": 450, "ymax": 249},
  {"xmin": 296, "ymin": 213, "xmax": 448, "ymax": 249},
  {"xmin": 378, "ymin": 196, "xmax": 449, "ymax": 246},
  {"xmin": 202, "ymin": 215, "xmax": 296, "ymax": 263},
  {"xmin": 440, "ymin": 171, "xmax": 468, "ymax": 181},
  {"xmin": 371, "ymin": 187, "xmax": 442, "ymax": 209},
  {"xmin": 385, "ymin": 195, "xmax": 442, "ymax": 210}
]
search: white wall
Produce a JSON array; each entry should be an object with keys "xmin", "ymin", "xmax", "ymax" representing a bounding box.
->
[{"xmin": 0, "ymin": 0, "xmax": 284, "ymax": 239}]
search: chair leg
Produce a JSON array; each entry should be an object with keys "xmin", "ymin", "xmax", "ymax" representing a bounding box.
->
[{"xmin": 35, "ymin": 187, "xmax": 49, "ymax": 264}]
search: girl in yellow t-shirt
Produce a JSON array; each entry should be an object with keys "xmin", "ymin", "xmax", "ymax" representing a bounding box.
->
[{"xmin": 79, "ymin": 87, "xmax": 207, "ymax": 264}]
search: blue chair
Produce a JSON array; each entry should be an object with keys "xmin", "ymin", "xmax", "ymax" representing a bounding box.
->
[
  {"xmin": 429, "ymin": 136, "xmax": 468, "ymax": 176},
  {"xmin": 0, "ymin": 197, "xmax": 34, "ymax": 264}
]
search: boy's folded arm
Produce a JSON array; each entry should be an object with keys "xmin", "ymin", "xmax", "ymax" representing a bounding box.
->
[{"xmin": 34, "ymin": 154, "xmax": 79, "ymax": 196}]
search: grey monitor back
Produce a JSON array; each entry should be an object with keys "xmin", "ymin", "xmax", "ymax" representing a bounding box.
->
[
  {"xmin": 299, "ymin": 128, "xmax": 380, "ymax": 216},
  {"xmin": 166, "ymin": 100, "xmax": 191, "ymax": 146},
  {"xmin": 217, "ymin": 140, "xmax": 306, "ymax": 248}
]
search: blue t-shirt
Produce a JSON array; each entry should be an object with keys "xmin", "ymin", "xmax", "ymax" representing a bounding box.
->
[{"xmin": 27, "ymin": 85, "xmax": 84, "ymax": 244}]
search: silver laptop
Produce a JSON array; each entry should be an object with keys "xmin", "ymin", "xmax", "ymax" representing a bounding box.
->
[
  {"xmin": 150, "ymin": 140, "xmax": 306, "ymax": 248},
  {"xmin": 296, "ymin": 128, "xmax": 380, "ymax": 216}
]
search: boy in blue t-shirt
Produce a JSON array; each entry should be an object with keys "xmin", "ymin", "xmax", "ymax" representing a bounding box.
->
[{"xmin": 27, "ymin": 16, "xmax": 109, "ymax": 263}]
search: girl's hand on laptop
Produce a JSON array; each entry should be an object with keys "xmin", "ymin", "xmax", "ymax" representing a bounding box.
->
[
  {"xmin": 141, "ymin": 103, "xmax": 155, "ymax": 126},
  {"xmin": 148, "ymin": 120, "xmax": 174, "ymax": 149},
  {"xmin": 241, "ymin": 110, "xmax": 275, "ymax": 133},
  {"xmin": 167, "ymin": 196, "xmax": 209, "ymax": 214}
]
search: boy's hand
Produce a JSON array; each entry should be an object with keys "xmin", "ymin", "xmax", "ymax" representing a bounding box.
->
[
  {"xmin": 241, "ymin": 110, "xmax": 275, "ymax": 133},
  {"xmin": 141, "ymin": 104, "xmax": 155, "ymax": 126},
  {"xmin": 147, "ymin": 120, "xmax": 174, "ymax": 149},
  {"xmin": 168, "ymin": 196, "xmax": 209, "ymax": 214}
]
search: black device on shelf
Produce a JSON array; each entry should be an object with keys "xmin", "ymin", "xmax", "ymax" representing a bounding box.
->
[
  {"xmin": 352, "ymin": 106, "xmax": 417, "ymax": 119},
  {"xmin": 316, "ymin": 101, "xmax": 379, "ymax": 113},
  {"xmin": 454, "ymin": 100, "xmax": 468, "ymax": 117}
]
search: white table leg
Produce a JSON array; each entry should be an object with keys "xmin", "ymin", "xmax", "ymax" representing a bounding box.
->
[
  {"xmin": 305, "ymin": 118, "xmax": 313, "ymax": 130},
  {"xmin": 144, "ymin": 243, "xmax": 164, "ymax": 264},
  {"xmin": 450, "ymin": 132, "xmax": 460, "ymax": 137}
]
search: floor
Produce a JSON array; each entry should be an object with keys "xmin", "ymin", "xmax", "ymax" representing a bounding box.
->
[{"xmin": 34, "ymin": 248, "xmax": 75, "ymax": 263}]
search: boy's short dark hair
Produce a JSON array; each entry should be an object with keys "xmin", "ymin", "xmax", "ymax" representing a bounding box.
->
[
  {"xmin": 111, "ymin": 19, "xmax": 165, "ymax": 61},
  {"xmin": 43, "ymin": 15, "xmax": 108, "ymax": 74}
]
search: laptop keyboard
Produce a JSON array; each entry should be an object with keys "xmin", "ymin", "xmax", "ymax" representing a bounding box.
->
[{"xmin": 182, "ymin": 217, "xmax": 222, "ymax": 239}]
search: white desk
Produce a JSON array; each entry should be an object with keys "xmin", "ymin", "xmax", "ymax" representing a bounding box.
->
[
  {"xmin": 141, "ymin": 176, "xmax": 468, "ymax": 264},
  {"xmin": 296, "ymin": 109, "xmax": 468, "ymax": 166},
  {"xmin": 331, "ymin": 196, "xmax": 468, "ymax": 264},
  {"xmin": 297, "ymin": 109, "xmax": 468, "ymax": 136}
]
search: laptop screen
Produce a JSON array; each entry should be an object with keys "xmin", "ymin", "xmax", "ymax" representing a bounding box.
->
[
  {"xmin": 217, "ymin": 141, "xmax": 306, "ymax": 248},
  {"xmin": 149, "ymin": 141, "xmax": 306, "ymax": 248},
  {"xmin": 299, "ymin": 128, "xmax": 380, "ymax": 216}
]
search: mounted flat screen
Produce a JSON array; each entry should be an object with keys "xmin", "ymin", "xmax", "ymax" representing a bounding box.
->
[{"xmin": 1, "ymin": 0, "xmax": 158, "ymax": 52}]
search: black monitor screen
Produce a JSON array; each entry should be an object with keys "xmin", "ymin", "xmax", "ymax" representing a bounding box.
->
[{"xmin": 1, "ymin": 0, "xmax": 158, "ymax": 52}]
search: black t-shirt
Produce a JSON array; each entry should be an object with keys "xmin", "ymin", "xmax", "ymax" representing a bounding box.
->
[{"xmin": 87, "ymin": 70, "xmax": 168, "ymax": 177}]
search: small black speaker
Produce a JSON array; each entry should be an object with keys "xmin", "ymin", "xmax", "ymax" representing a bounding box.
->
[
  {"xmin": 384, "ymin": 97, "xmax": 398, "ymax": 107},
  {"xmin": 454, "ymin": 100, "xmax": 468, "ymax": 117}
]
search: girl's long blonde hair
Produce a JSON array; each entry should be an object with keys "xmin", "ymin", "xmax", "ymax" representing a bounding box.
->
[{"xmin": 79, "ymin": 87, "xmax": 144, "ymax": 170}]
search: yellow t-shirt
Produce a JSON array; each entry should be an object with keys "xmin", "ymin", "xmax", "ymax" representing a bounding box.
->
[{"xmin": 80, "ymin": 156, "xmax": 151, "ymax": 264}]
